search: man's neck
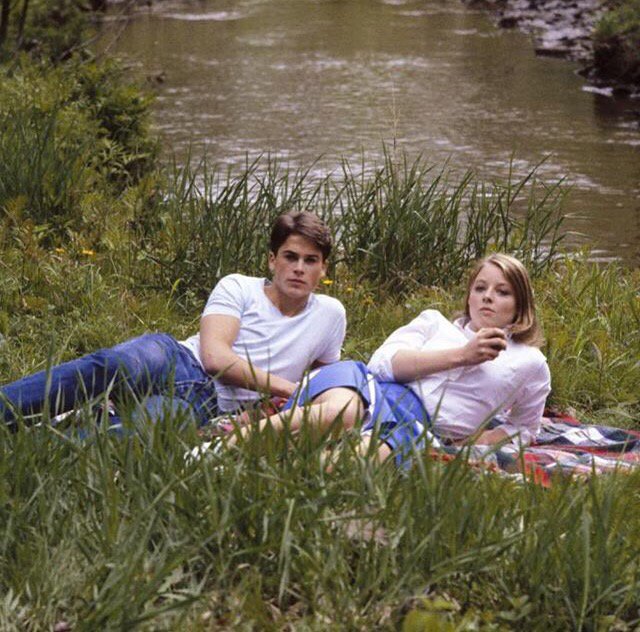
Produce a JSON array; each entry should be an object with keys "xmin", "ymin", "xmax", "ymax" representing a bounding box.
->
[{"xmin": 263, "ymin": 285, "xmax": 310, "ymax": 317}]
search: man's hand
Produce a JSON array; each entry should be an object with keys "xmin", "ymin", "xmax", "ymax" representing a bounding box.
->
[
  {"xmin": 264, "ymin": 376, "xmax": 297, "ymax": 400},
  {"xmin": 473, "ymin": 426, "xmax": 510, "ymax": 446}
]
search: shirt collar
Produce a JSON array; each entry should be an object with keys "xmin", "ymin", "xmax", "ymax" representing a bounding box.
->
[{"xmin": 453, "ymin": 317, "xmax": 476, "ymax": 340}]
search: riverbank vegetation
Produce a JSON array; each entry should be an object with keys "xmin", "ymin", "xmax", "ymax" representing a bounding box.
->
[
  {"xmin": 470, "ymin": 0, "xmax": 640, "ymax": 90},
  {"xmin": 594, "ymin": 0, "xmax": 640, "ymax": 85},
  {"xmin": 1, "ymin": 3, "xmax": 640, "ymax": 630},
  {"xmin": 0, "ymin": 0, "xmax": 93, "ymax": 62}
]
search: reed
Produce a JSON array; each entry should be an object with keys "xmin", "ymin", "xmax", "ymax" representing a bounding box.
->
[
  {"xmin": 540, "ymin": 257, "xmax": 640, "ymax": 417},
  {"xmin": 0, "ymin": 102, "xmax": 93, "ymax": 234},
  {"xmin": 142, "ymin": 151, "xmax": 566, "ymax": 299}
]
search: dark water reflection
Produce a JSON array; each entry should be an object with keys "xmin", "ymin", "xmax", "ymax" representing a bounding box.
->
[{"xmin": 101, "ymin": 0, "xmax": 640, "ymax": 264}]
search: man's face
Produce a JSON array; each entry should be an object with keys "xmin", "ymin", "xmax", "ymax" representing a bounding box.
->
[{"xmin": 268, "ymin": 234, "xmax": 327, "ymax": 301}]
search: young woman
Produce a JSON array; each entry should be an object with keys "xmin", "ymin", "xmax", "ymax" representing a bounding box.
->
[{"xmin": 233, "ymin": 253, "xmax": 551, "ymax": 464}]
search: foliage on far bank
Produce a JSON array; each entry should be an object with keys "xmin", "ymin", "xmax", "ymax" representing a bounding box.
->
[
  {"xmin": 0, "ymin": 0, "xmax": 92, "ymax": 62},
  {"xmin": 594, "ymin": 0, "xmax": 640, "ymax": 85}
]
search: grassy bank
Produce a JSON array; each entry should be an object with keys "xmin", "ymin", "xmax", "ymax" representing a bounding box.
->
[
  {"xmin": 1, "ymin": 5, "xmax": 640, "ymax": 630},
  {"xmin": 1, "ymin": 154, "xmax": 639, "ymax": 629}
]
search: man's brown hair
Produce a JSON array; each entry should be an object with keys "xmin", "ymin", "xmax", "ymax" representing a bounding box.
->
[{"xmin": 270, "ymin": 211, "xmax": 332, "ymax": 260}]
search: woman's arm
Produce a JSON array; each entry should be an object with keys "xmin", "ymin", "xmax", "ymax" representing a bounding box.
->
[
  {"xmin": 368, "ymin": 310, "xmax": 509, "ymax": 384},
  {"xmin": 390, "ymin": 326, "xmax": 508, "ymax": 382}
]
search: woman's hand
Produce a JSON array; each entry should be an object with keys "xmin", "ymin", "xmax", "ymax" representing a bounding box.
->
[{"xmin": 461, "ymin": 327, "xmax": 508, "ymax": 366}]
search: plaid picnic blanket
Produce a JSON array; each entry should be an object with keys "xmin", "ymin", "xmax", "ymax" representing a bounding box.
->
[
  {"xmin": 429, "ymin": 411, "xmax": 640, "ymax": 486},
  {"xmin": 204, "ymin": 404, "xmax": 640, "ymax": 486}
]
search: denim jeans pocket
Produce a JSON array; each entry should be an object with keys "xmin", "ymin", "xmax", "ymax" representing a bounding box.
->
[{"xmin": 174, "ymin": 379, "xmax": 219, "ymax": 422}]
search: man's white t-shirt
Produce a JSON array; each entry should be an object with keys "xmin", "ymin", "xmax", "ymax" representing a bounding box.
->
[{"xmin": 180, "ymin": 274, "xmax": 346, "ymax": 412}]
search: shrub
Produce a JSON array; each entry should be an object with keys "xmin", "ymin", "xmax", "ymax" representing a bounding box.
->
[
  {"xmin": 71, "ymin": 59, "xmax": 158, "ymax": 188},
  {"xmin": 594, "ymin": 0, "xmax": 640, "ymax": 84},
  {"xmin": 0, "ymin": 64, "xmax": 97, "ymax": 237},
  {"xmin": 0, "ymin": 58, "xmax": 157, "ymax": 246},
  {"xmin": 0, "ymin": 0, "xmax": 90, "ymax": 63}
]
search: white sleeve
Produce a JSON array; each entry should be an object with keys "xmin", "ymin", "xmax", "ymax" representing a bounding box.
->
[
  {"xmin": 500, "ymin": 358, "xmax": 551, "ymax": 445},
  {"xmin": 367, "ymin": 310, "xmax": 440, "ymax": 381},
  {"xmin": 316, "ymin": 302, "xmax": 347, "ymax": 364},
  {"xmin": 202, "ymin": 274, "xmax": 246, "ymax": 319}
]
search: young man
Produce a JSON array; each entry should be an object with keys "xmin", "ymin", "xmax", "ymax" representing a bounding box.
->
[{"xmin": 0, "ymin": 212, "xmax": 346, "ymax": 429}]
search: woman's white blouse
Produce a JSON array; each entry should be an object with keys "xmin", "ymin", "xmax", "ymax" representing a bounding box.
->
[{"xmin": 367, "ymin": 309, "xmax": 551, "ymax": 444}]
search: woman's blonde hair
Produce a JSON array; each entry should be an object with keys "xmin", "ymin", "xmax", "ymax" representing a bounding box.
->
[{"xmin": 463, "ymin": 253, "xmax": 544, "ymax": 347}]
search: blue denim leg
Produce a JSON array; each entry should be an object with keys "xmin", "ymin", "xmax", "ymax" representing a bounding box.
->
[
  {"xmin": 106, "ymin": 395, "xmax": 198, "ymax": 436},
  {"xmin": 0, "ymin": 333, "xmax": 217, "ymax": 426},
  {"xmin": 157, "ymin": 341, "xmax": 220, "ymax": 426}
]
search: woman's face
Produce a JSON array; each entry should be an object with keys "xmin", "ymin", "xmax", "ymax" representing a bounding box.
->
[{"xmin": 467, "ymin": 263, "xmax": 517, "ymax": 331}]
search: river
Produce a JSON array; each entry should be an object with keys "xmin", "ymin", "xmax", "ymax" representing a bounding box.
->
[{"xmin": 101, "ymin": 0, "xmax": 640, "ymax": 264}]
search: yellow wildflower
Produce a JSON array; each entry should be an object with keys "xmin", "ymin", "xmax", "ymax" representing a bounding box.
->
[
  {"xmin": 54, "ymin": 247, "xmax": 65, "ymax": 254},
  {"xmin": 81, "ymin": 248, "xmax": 96, "ymax": 256},
  {"xmin": 322, "ymin": 279, "xmax": 334, "ymax": 285}
]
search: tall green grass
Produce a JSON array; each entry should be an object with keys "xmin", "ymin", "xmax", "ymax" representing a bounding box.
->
[
  {"xmin": 142, "ymin": 152, "xmax": 566, "ymax": 299},
  {"xmin": 1, "ymin": 241, "xmax": 638, "ymax": 627},
  {"xmin": 2, "ymin": 190, "xmax": 639, "ymax": 629},
  {"xmin": 0, "ymin": 98, "xmax": 94, "ymax": 234},
  {"xmin": 541, "ymin": 257, "xmax": 640, "ymax": 419},
  {"xmin": 0, "ymin": 58, "xmax": 156, "ymax": 247},
  {"xmin": 1, "ymin": 417, "xmax": 640, "ymax": 629}
]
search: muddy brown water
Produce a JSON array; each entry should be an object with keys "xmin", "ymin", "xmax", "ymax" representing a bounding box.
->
[{"xmin": 101, "ymin": 0, "xmax": 640, "ymax": 264}]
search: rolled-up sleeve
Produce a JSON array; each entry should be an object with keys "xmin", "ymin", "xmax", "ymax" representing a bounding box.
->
[
  {"xmin": 500, "ymin": 358, "xmax": 551, "ymax": 445},
  {"xmin": 367, "ymin": 310, "xmax": 440, "ymax": 381}
]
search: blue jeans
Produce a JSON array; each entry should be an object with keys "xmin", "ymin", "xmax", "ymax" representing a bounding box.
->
[
  {"xmin": 284, "ymin": 360, "xmax": 430, "ymax": 467},
  {"xmin": 0, "ymin": 333, "xmax": 218, "ymax": 428}
]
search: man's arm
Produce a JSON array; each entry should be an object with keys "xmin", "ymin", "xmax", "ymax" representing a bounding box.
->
[{"xmin": 199, "ymin": 313, "xmax": 297, "ymax": 399}]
